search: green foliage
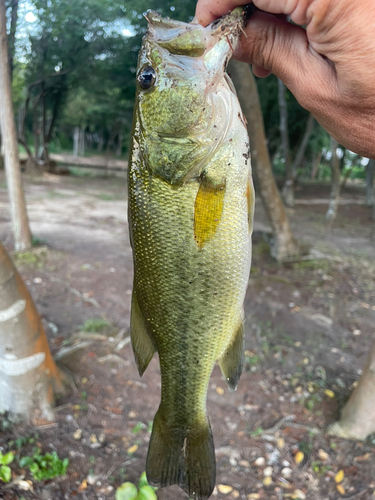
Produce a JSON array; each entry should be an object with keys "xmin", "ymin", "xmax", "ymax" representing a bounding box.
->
[
  {"xmin": 311, "ymin": 460, "xmax": 331, "ymax": 476},
  {"xmin": 116, "ymin": 482, "xmax": 138, "ymax": 500},
  {"xmin": 249, "ymin": 426, "xmax": 264, "ymax": 437},
  {"xmin": 19, "ymin": 449, "xmax": 69, "ymax": 481},
  {"xmin": 0, "ymin": 451, "xmax": 15, "ymax": 483},
  {"xmin": 81, "ymin": 318, "xmax": 111, "ymax": 332},
  {"xmin": 132, "ymin": 422, "xmax": 146, "ymax": 434},
  {"xmin": 116, "ymin": 472, "xmax": 157, "ymax": 500}
]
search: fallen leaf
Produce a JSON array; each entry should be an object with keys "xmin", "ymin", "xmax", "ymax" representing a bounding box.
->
[
  {"xmin": 263, "ymin": 476, "xmax": 272, "ymax": 486},
  {"xmin": 277, "ymin": 437, "xmax": 285, "ymax": 449},
  {"xmin": 216, "ymin": 387, "xmax": 224, "ymax": 395},
  {"xmin": 336, "ymin": 484, "xmax": 345, "ymax": 495},
  {"xmin": 318, "ymin": 449, "xmax": 329, "ymax": 462},
  {"xmin": 239, "ymin": 460, "xmax": 250, "ymax": 468},
  {"xmin": 78, "ymin": 479, "xmax": 87, "ymax": 492},
  {"xmin": 354, "ymin": 453, "xmax": 371, "ymax": 462},
  {"xmin": 232, "ymin": 490, "xmax": 240, "ymax": 498},
  {"xmin": 295, "ymin": 451, "xmax": 304, "ymax": 465},
  {"xmin": 324, "ymin": 389, "xmax": 335, "ymax": 398},
  {"xmin": 127, "ymin": 444, "xmax": 138, "ymax": 454},
  {"xmin": 335, "ymin": 470, "xmax": 344, "ymax": 483},
  {"xmin": 247, "ymin": 494, "xmax": 261, "ymax": 499},
  {"xmin": 217, "ymin": 484, "xmax": 233, "ymax": 494},
  {"xmin": 291, "ymin": 489, "xmax": 306, "ymax": 499}
]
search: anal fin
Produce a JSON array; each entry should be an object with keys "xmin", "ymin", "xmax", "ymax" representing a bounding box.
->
[
  {"xmin": 130, "ymin": 291, "xmax": 156, "ymax": 376},
  {"xmin": 219, "ymin": 321, "xmax": 244, "ymax": 391}
]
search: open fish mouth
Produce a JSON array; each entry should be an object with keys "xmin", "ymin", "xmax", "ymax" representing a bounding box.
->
[{"xmin": 144, "ymin": 8, "xmax": 245, "ymax": 60}]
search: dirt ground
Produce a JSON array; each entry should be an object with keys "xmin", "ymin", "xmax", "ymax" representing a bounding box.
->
[{"xmin": 0, "ymin": 170, "xmax": 375, "ymax": 500}]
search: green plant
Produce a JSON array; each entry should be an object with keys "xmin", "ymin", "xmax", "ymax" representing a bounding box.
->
[
  {"xmin": 32, "ymin": 236, "xmax": 47, "ymax": 247},
  {"xmin": 249, "ymin": 426, "xmax": 264, "ymax": 437},
  {"xmin": 19, "ymin": 448, "xmax": 69, "ymax": 481},
  {"xmin": 132, "ymin": 422, "xmax": 146, "ymax": 434},
  {"xmin": 116, "ymin": 473, "xmax": 157, "ymax": 500},
  {"xmin": 0, "ymin": 451, "xmax": 14, "ymax": 483},
  {"xmin": 311, "ymin": 460, "xmax": 331, "ymax": 476},
  {"xmin": 81, "ymin": 318, "xmax": 111, "ymax": 332}
]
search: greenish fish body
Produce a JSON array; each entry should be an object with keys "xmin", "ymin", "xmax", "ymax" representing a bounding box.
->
[{"xmin": 128, "ymin": 9, "xmax": 254, "ymax": 500}]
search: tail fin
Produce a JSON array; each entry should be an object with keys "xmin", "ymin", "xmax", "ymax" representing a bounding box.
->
[{"xmin": 146, "ymin": 408, "xmax": 216, "ymax": 500}]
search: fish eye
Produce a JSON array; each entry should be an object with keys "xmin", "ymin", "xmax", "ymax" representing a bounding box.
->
[{"xmin": 137, "ymin": 66, "xmax": 156, "ymax": 89}]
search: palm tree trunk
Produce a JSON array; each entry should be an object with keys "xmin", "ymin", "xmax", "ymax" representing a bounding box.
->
[{"xmin": 0, "ymin": 241, "xmax": 68, "ymax": 420}]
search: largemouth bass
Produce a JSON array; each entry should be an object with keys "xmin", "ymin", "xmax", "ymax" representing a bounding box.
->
[{"xmin": 128, "ymin": 8, "xmax": 254, "ymax": 500}]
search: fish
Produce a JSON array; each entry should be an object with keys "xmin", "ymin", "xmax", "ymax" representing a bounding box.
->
[{"xmin": 128, "ymin": 7, "xmax": 254, "ymax": 500}]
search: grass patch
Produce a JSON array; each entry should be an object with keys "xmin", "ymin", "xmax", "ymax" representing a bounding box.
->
[
  {"xmin": 81, "ymin": 318, "xmax": 111, "ymax": 332},
  {"xmin": 69, "ymin": 167, "xmax": 97, "ymax": 177},
  {"xmin": 292, "ymin": 259, "xmax": 331, "ymax": 272},
  {"xmin": 98, "ymin": 193, "xmax": 122, "ymax": 201}
]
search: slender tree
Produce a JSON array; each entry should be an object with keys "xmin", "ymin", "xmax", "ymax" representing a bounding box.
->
[
  {"xmin": 278, "ymin": 79, "xmax": 294, "ymax": 207},
  {"xmin": 292, "ymin": 113, "xmax": 315, "ymax": 178},
  {"xmin": 0, "ymin": 0, "xmax": 32, "ymax": 250},
  {"xmin": 326, "ymin": 137, "xmax": 341, "ymax": 222},
  {"xmin": 366, "ymin": 159, "xmax": 374, "ymax": 207},
  {"xmin": 328, "ymin": 343, "xmax": 375, "ymax": 440},
  {"xmin": 229, "ymin": 61, "xmax": 299, "ymax": 261},
  {"xmin": 7, "ymin": 0, "xmax": 19, "ymax": 80},
  {"xmin": 0, "ymin": 241, "xmax": 68, "ymax": 420}
]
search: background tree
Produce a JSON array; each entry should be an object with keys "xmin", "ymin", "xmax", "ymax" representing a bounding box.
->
[
  {"xmin": 229, "ymin": 61, "xmax": 300, "ymax": 261},
  {"xmin": 366, "ymin": 159, "xmax": 374, "ymax": 207},
  {"xmin": 278, "ymin": 79, "xmax": 294, "ymax": 207},
  {"xmin": 0, "ymin": 0, "xmax": 32, "ymax": 251},
  {"xmin": 0, "ymin": 241, "xmax": 68, "ymax": 420},
  {"xmin": 328, "ymin": 343, "xmax": 375, "ymax": 440},
  {"xmin": 326, "ymin": 137, "xmax": 341, "ymax": 222}
]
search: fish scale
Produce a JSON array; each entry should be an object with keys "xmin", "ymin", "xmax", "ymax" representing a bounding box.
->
[{"xmin": 128, "ymin": 7, "xmax": 254, "ymax": 500}]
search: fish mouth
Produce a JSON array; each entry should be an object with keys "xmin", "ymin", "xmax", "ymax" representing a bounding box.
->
[{"xmin": 144, "ymin": 8, "xmax": 245, "ymax": 59}]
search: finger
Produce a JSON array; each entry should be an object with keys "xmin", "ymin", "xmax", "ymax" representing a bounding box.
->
[
  {"xmin": 234, "ymin": 11, "xmax": 337, "ymax": 109},
  {"xmin": 253, "ymin": 0, "xmax": 310, "ymax": 25},
  {"xmin": 252, "ymin": 65, "xmax": 271, "ymax": 77},
  {"xmin": 195, "ymin": 0, "xmax": 250, "ymax": 26}
]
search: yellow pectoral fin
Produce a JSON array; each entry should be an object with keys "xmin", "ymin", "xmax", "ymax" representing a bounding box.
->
[
  {"xmin": 130, "ymin": 291, "xmax": 156, "ymax": 376},
  {"xmin": 194, "ymin": 178, "xmax": 226, "ymax": 249}
]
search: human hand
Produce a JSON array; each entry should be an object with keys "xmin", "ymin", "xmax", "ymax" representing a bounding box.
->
[{"xmin": 195, "ymin": 0, "xmax": 375, "ymax": 158}]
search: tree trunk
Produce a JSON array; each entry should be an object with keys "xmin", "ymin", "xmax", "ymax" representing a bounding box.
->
[
  {"xmin": 7, "ymin": 0, "xmax": 18, "ymax": 81},
  {"xmin": 328, "ymin": 342, "xmax": 375, "ymax": 440},
  {"xmin": 79, "ymin": 127, "xmax": 85, "ymax": 156},
  {"xmin": 116, "ymin": 131, "xmax": 123, "ymax": 157},
  {"xmin": 366, "ymin": 159, "xmax": 374, "ymax": 206},
  {"xmin": 341, "ymin": 166, "xmax": 353, "ymax": 190},
  {"xmin": 326, "ymin": 137, "xmax": 341, "ymax": 222},
  {"xmin": 40, "ymin": 87, "xmax": 50, "ymax": 166},
  {"xmin": 311, "ymin": 151, "xmax": 322, "ymax": 179},
  {"xmin": 0, "ymin": 0, "xmax": 32, "ymax": 251},
  {"xmin": 73, "ymin": 126, "xmax": 79, "ymax": 157},
  {"xmin": 97, "ymin": 128, "xmax": 104, "ymax": 152},
  {"xmin": 229, "ymin": 61, "xmax": 299, "ymax": 261},
  {"xmin": 0, "ymin": 241, "xmax": 68, "ymax": 420},
  {"xmin": 0, "ymin": 133, "xmax": 4, "ymax": 169},
  {"xmin": 292, "ymin": 114, "xmax": 315, "ymax": 177},
  {"xmin": 278, "ymin": 79, "xmax": 294, "ymax": 207}
]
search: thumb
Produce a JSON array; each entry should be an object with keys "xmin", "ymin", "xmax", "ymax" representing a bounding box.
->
[{"xmin": 237, "ymin": 11, "xmax": 337, "ymax": 110}]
